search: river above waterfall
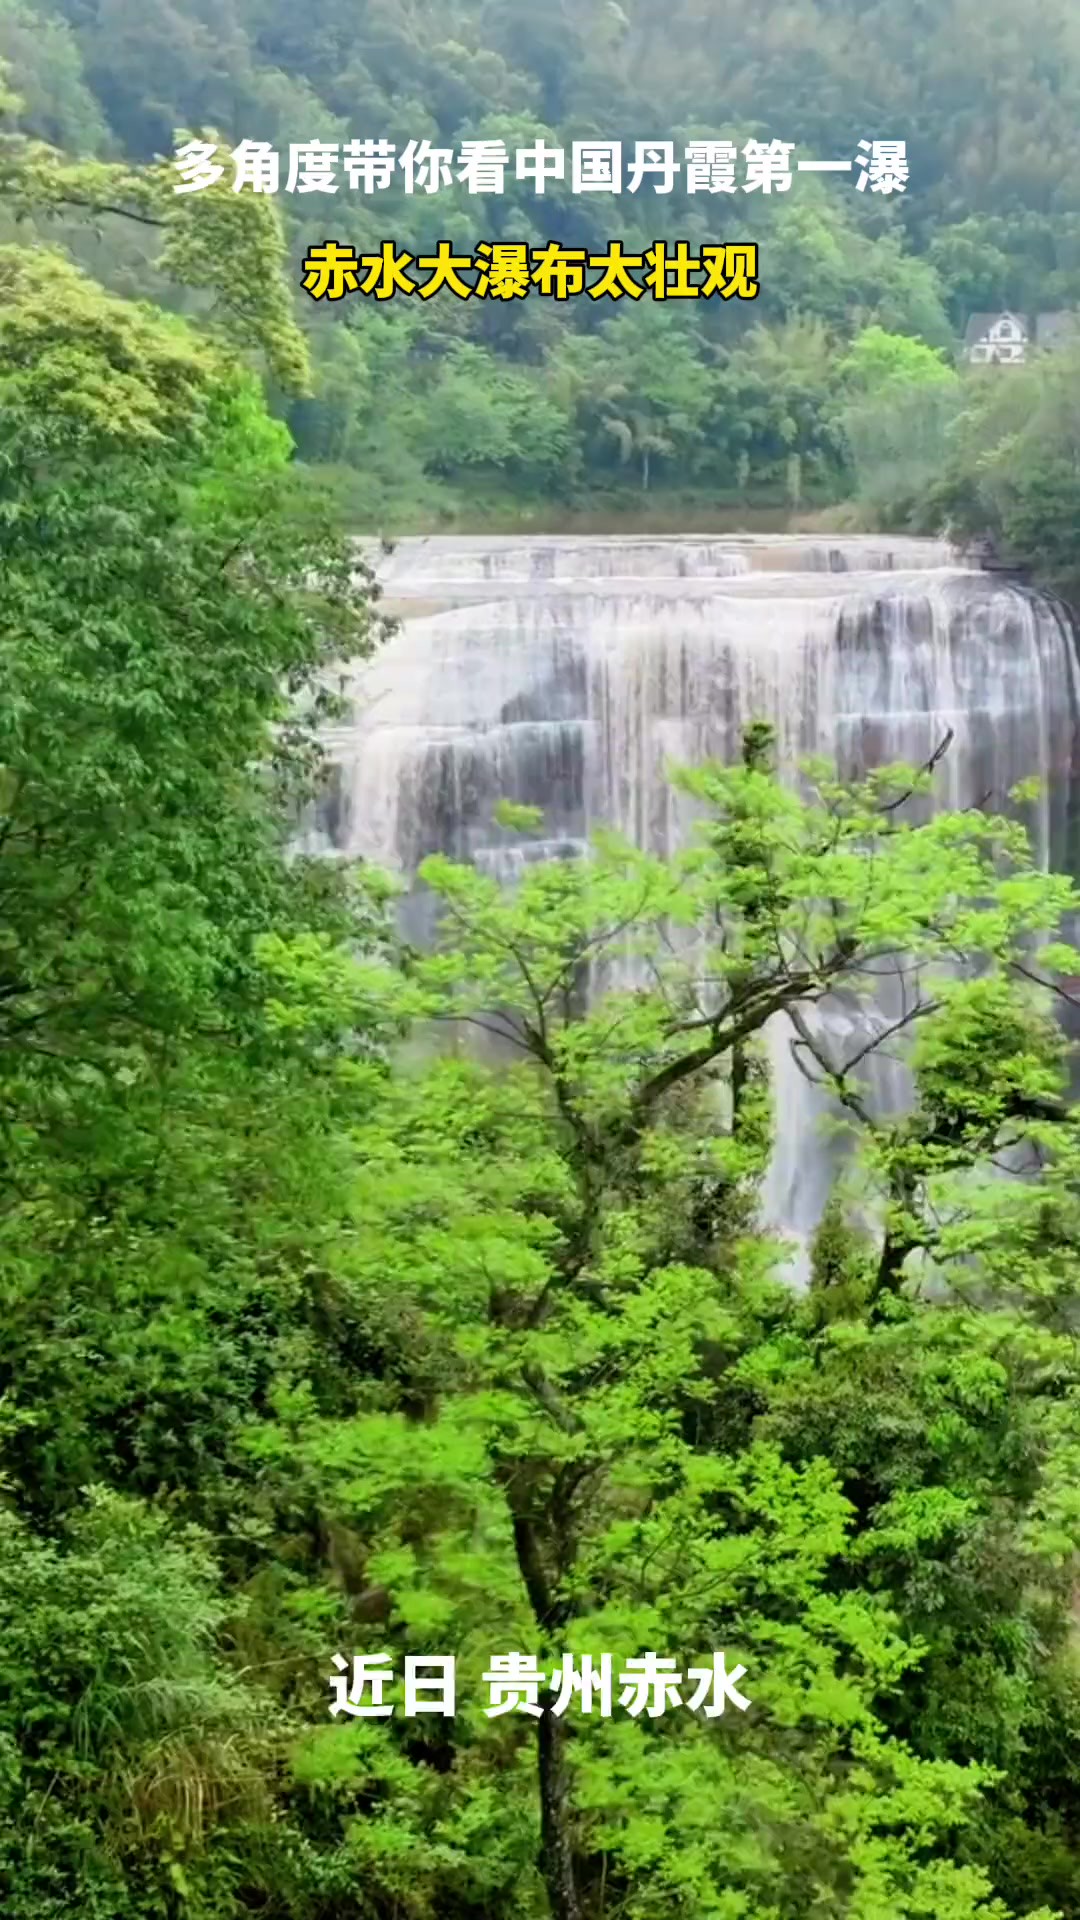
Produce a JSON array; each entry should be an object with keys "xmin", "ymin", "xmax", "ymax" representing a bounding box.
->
[{"xmin": 310, "ymin": 533, "xmax": 1080, "ymax": 1278}]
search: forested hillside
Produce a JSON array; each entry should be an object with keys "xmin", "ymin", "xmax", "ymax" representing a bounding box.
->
[
  {"xmin": 6, "ymin": 9, "xmax": 1080, "ymax": 1918},
  {"xmin": 4, "ymin": 0, "xmax": 1080, "ymax": 541}
]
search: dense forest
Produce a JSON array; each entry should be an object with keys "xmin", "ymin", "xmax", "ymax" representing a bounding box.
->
[
  {"xmin": 6, "ymin": 4, "xmax": 1080, "ymax": 1918},
  {"xmin": 3, "ymin": 0, "xmax": 1080, "ymax": 582}
]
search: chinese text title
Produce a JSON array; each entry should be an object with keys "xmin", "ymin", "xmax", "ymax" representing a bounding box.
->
[
  {"xmin": 174, "ymin": 137, "xmax": 908, "ymax": 198},
  {"xmin": 301, "ymin": 239, "xmax": 758, "ymax": 303}
]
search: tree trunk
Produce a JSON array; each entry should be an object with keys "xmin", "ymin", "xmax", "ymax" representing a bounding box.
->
[
  {"xmin": 731, "ymin": 1041, "xmax": 747, "ymax": 1131},
  {"xmin": 871, "ymin": 1168, "xmax": 919, "ymax": 1305},
  {"xmin": 507, "ymin": 1510, "xmax": 583, "ymax": 1920},
  {"xmin": 641, "ymin": 445, "xmax": 650, "ymax": 491},
  {"xmin": 537, "ymin": 1701, "xmax": 583, "ymax": 1920}
]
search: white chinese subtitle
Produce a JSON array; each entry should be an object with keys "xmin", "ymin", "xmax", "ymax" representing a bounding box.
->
[{"xmin": 327, "ymin": 1650, "xmax": 752, "ymax": 1719}]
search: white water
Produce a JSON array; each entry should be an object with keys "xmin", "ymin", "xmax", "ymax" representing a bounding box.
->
[{"xmin": 311, "ymin": 534, "xmax": 1080, "ymax": 1277}]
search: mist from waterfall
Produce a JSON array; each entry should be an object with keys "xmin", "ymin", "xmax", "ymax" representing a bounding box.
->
[{"xmin": 309, "ymin": 534, "xmax": 1080, "ymax": 1279}]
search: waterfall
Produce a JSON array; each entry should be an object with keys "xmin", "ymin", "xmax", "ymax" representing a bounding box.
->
[{"xmin": 312, "ymin": 535, "xmax": 1080, "ymax": 1275}]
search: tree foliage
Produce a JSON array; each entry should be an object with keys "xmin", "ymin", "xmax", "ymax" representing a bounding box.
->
[
  {"xmin": 8, "ymin": 0, "xmax": 1080, "ymax": 520},
  {"xmin": 3, "ymin": 9, "xmax": 1080, "ymax": 1918}
]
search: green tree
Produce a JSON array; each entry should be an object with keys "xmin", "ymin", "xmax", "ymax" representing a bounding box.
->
[
  {"xmin": 0, "ymin": 1490, "xmax": 278, "ymax": 1918},
  {"xmin": 706, "ymin": 316, "xmax": 845, "ymax": 496},
  {"xmin": 925, "ymin": 337, "xmax": 1080, "ymax": 593},
  {"xmin": 0, "ymin": 240, "xmax": 394, "ymax": 1164},
  {"xmin": 416, "ymin": 340, "xmax": 574, "ymax": 492},
  {"xmin": 837, "ymin": 324, "xmax": 964, "ymax": 523},
  {"xmin": 0, "ymin": 110, "xmax": 312, "ymax": 392},
  {"xmin": 242, "ymin": 747, "xmax": 1079, "ymax": 1920},
  {"xmin": 0, "ymin": 0, "xmax": 107, "ymax": 150},
  {"xmin": 556, "ymin": 307, "xmax": 712, "ymax": 492},
  {"xmin": 0, "ymin": 169, "xmax": 402, "ymax": 1920}
]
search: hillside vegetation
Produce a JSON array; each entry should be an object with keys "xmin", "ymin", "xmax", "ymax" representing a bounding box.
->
[
  {"xmin": 4, "ymin": 0, "xmax": 1080, "ymax": 579},
  {"xmin": 4, "ymin": 11, "xmax": 1080, "ymax": 1917}
]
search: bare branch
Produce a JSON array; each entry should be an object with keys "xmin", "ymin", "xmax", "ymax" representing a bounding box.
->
[{"xmin": 876, "ymin": 729, "xmax": 955, "ymax": 814}]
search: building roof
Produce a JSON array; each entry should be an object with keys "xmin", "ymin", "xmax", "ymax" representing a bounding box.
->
[
  {"xmin": 1034, "ymin": 312, "xmax": 1078, "ymax": 345},
  {"xmin": 963, "ymin": 310, "xmax": 1076, "ymax": 349},
  {"xmin": 963, "ymin": 310, "xmax": 1029, "ymax": 347}
]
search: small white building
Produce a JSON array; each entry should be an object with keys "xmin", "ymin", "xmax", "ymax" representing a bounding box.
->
[{"xmin": 963, "ymin": 310, "xmax": 1076, "ymax": 365}]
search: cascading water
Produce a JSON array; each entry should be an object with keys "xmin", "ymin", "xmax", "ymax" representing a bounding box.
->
[{"xmin": 309, "ymin": 534, "xmax": 1080, "ymax": 1276}]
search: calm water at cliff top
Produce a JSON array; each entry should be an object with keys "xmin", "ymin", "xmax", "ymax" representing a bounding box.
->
[{"xmin": 311, "ymin": 533, "xmax": 1080, "ymax": 1274}]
